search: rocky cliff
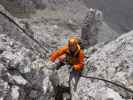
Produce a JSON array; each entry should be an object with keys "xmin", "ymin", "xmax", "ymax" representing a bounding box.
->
[
  {"xmin": 72, "ymin": 30, "xmax": 133, "ymax": 100},
  {"xmin": 0, "ymin": 1, "xmax": 132, "ymax": 100},
  {"xmin": 1, "ymin": 0, "xmax": 133, "ymax": 33}
]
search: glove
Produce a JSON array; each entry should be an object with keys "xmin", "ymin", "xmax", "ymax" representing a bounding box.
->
[
  {"xmin": 47, "ymin": 61, "xmax": 56, "ymax": 70},
  {"xmin": 50, "ymin": 56, "xmax": 55, "ymax": 62},
  {"xmin": 47, "ymin": 61, "xmax": 53, "ymax": 65}
]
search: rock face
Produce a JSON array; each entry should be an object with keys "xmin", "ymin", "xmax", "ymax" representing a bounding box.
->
[
  {"xmin": 1, "ymin": 0, "xmax": 133, "ymax": 33},
  {"xmin": 0, "ymin": 5, "xmax": 56, "ymax": 100},
  {"xmin": 0, "ymin": 0, "xmax": 35, "ymax": 17},
  {"xmin": 0, "ymin": 5, "xmax": 72, "ymax": 100},
  {"xmin": 0, "ymin": 34, "xmax": 56, "ymax": 100},
  {"xmin": 71, "ymin": 30, "xmax": 133, "ymax": 100},
  {"xmin": 0, "ymin": 5, "xmax": 48, "ymax": 58},
  {"xmin": 0, "ymin": 1, "xmax": 119, "ymax": 47},
  {"xmin": 0, "ymin": 2, "xmax": 133, "ymax": 100}
]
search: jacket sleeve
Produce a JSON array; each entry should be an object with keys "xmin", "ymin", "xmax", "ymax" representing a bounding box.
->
[
  {"xmin": 50, "ymin": 46, "xmax": 67, "ymax": 62},
  {"xmin": 74, "ymin": 50, "xmax": 84, "ymax": 71}
]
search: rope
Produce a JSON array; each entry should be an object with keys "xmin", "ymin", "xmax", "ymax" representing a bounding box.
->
[
  {"xmin": 0, "ymin": 11, "xmax": 49, "ymax": 54},
  {"xmin": 80, "ymin": 74, "xmax": 133, "ymax": 94}
]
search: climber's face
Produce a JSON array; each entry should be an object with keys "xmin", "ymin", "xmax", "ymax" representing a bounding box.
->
[
  {"xmin": 68, "ymin": 38, "xmax": 78, "ymax": 52},
  {"xmin": 87, "ymin": 8, "xmax": 95, "ymax": 19},
  {"xmin": 69, "ymin": 43, "xmax": 77, "ymax": 52},
  {"xmin": 89, "ymin": 11, "xmax": 94, "ymax": 18}
]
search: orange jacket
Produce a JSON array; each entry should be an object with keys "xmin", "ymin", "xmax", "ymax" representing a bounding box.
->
[{"xmin": 50, "ymin": 45, "xmax": 84, "ymax": 71}]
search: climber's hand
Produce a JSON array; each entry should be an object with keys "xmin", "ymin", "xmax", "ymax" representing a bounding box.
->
[
  {"xmin": 47, "ymin": 60, "xmax": 53, "ymax": 65},
  {"xmin": 47, "ymin": 61, "xmax": 56, "ymax": 70}
]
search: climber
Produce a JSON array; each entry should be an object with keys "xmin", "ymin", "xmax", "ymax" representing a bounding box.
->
[
  {"xmin": 81, "ymin": 8, "xmax": 97, "ymax": 48},
  {"xmin": 49, "ymin": 36, "xmax": 84, "ymax": 91}
]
